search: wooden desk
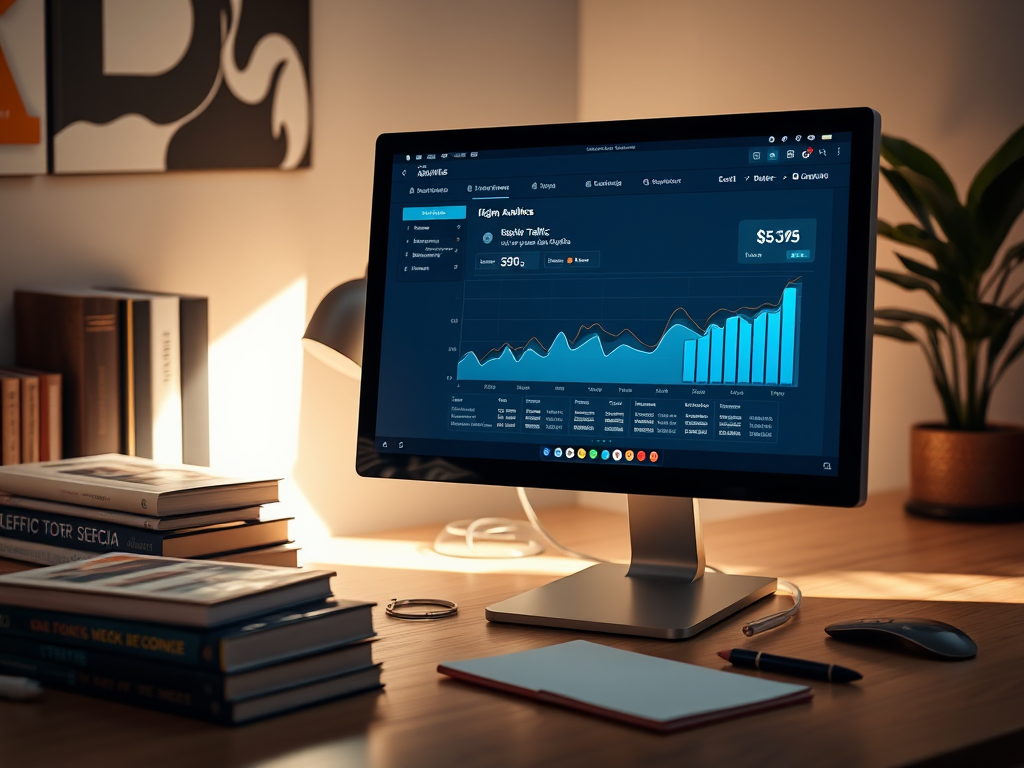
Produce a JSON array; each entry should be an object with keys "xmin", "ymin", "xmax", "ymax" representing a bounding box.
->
[{"xmin": 1, "ymin": 491, "xmax": 1022, "ymax": 768}]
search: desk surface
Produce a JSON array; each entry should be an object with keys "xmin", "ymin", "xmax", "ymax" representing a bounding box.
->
[{"xmin": 1, "ymin": 491, "xmax": 1022, "ymax": 768}]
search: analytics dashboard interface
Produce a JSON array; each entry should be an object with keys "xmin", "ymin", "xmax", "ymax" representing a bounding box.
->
[{"xmin": 374, "ymin": 130, "xmax": 853, "ymax": 476}]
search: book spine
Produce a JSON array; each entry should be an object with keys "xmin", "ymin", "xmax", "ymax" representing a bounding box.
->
[
  {"xmin": 117, "ymin": 298, "xmax": 137, "ymax": 457},
  {"xmin": 0, "ymin": 504, "xmax": 167, "ymax": 555},
  {"xmin": 0, "ymin": 651, "xmax": 231, "ymax": 724},
  {"xmin": 0, "ymin": 493, "xmax": 165, "ymax": 529},
  {"xmin": 82, "ymin": 297, "xmax": 122, "ymax": 456},
  {"xmin": 0, "ymin": 377, "xmax": 19, "ymax": 465},
  {"xmin": 0, "ymin": 605, "xmax": 215, "ymax": 668},
  {"xmin": 19, "ymin": 375, "xmax": 40, "ymax": 463},
  {"xmin": 41, "ymin": 373, "xmax": 63, "ymax": 460},
  {"xmin": 179, "ymin": 297, "xmax": 210, "ymax": 466},
  {"xmin": 14, "ymin": 292, "xmax": 121, "ymax": 458},
  {"xmin": 0, "ymin": 471, "xmax": 162, "ymax": 514},
  {"xmin": 130, "ymin": 298, "xmax": 150, "ymax": 458},
  {"xmin": 148, "ymin": 296, "xmax": 183, "ymax": 464},
  {"xmin": 0, "ymin": 534, "xmax": 91, "ymax": 565}
]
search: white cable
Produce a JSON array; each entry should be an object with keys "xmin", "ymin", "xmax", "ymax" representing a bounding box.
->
[
  {"xmin": 516, "ymin": 486, "xmax": 802, "ymax": 635},
  {"xmin": 742, "ymin": 579, "xmax": 802, "ymax": 636},
  {"xmin": 516, "ymin": 487, "xmax": 615, "ymax": 563}
]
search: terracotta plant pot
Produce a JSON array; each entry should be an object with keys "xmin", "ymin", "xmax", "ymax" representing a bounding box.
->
[{"xmin": 907, "ymin": 423, "xmax": 1024, "ymax": 522}]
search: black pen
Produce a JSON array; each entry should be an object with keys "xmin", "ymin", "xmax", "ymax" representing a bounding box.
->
[{"xmin": 718, "ymin": 648, "xmax": 863, "ymax": 683}]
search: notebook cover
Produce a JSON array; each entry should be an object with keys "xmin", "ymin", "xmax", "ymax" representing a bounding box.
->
[{"xmin": 439, "ymin": 639, "xmax": 812, "ymax": 733}]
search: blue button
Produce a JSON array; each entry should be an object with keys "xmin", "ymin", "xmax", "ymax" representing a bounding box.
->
[
  {"xmin": 786, "ymin": 249, "xmax": 812, "ymax": 261},
  {"xmin": 766, "ymin": 149, "xmax": 780, "ymax": 162},
  {"xmin": 402, "ymin": 206, "xmax": 467, "ymax": 221}
]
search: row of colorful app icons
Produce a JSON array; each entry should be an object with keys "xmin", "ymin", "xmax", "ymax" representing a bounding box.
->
[{"xmin": 540, "ymin": 446, "xmax": 660, "ymax": 463}]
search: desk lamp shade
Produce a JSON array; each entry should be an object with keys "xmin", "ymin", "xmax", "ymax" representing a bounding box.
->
[{"xmin": 303, "ymin": 278, "xmax": 367, "ymax": 380}]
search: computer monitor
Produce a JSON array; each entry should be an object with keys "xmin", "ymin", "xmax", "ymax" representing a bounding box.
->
[{"xmin": 357, "ymin": 107, "xmax": 880, "ymax": 639}]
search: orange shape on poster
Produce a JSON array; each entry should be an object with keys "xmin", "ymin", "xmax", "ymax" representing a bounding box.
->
[{"xmin": 0, "ymin": 0, "xmax": 41, "ymax": 145}]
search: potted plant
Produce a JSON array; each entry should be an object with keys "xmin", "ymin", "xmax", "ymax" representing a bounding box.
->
[{"xmin": 874, "ymin": 126, "xmax": 1024, "ymax": 521}]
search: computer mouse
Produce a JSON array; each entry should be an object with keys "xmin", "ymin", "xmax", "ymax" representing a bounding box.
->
[{"xmin": 824, "ymin": 617, "xmax": 977, "ymax": 660}]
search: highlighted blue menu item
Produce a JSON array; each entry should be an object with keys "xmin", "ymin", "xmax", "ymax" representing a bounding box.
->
[{"xmin": 403, "ymin": 206, "xmax": 467, "ymax": 221}]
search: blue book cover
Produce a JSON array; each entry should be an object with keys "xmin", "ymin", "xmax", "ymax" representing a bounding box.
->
[
  {"xmin": 0, "ymin": 598, "xmax": 374, "ymax": 672},
  {"xmin": 0, "ymin": 646, "xmax": 382, "ymax": 725},
  {"xmin": 0, "ymin": 504, "xmax": 289, "ymax": 557}
]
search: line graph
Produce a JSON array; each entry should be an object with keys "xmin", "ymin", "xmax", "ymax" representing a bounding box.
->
[{"xmin": 457, "ymin": 279, "xmax": 801, "ymax": 386}]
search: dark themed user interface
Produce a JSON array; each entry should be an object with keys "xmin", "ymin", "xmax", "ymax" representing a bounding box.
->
[{"xmin": 374, "ymin": 131, "xmax": 853, "ymax": 476}]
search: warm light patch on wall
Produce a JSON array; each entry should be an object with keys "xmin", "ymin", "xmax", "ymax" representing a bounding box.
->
[
  {"xmin": 207, "ymin": 276, "xmax": 328, "ymax": 542},
  {"xmin": 303, "ymin": 536, "xmax": 593, "ymax": 576}
]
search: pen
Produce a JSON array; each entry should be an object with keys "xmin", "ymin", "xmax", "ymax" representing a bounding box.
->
[
  {"xmin": 718, "ymin": 649, "xmax": 863, "ymax": 683},
  {"xmin": 0, "ymin": 675, "xmax": 42, "ymax": 701}
]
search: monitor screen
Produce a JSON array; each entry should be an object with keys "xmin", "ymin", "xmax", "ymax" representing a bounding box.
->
[{"xmin": 358, "ymin": 108, "xmax": 879, "ymax": 507}]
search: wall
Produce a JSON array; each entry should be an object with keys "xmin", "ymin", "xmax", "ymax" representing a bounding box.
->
[
  {"xmin": 3, "ymin": 1, "xmax": 1021, "ymax": 535},
  {"xmin": 0, "ymin": 0, "xmax": 579, "ymax": 535},
  {"xmin": 578, "ymin": 0, "xmax": 1024, "ymax": 498}
]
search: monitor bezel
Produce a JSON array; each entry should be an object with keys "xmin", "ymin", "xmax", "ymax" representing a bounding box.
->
[{"xmin": 356, "ymin": 107, "xmax": 879, "ymax": 507}]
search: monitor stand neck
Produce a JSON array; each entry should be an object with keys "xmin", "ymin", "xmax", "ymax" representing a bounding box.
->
[
  {"xmin": 626, "ymin": 495, "xmax": 705, "ymax": 581},
  {"xmin": 486, "ymin": 494, "xmax": 777, "ymax": 640}
]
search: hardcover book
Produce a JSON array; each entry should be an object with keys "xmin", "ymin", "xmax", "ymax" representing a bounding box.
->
[
  {"xmin": 0, "ymin": 491, "xmax": 261, "ymax": 530},
  {"xmin": 14, "ymin": 290, "xmax": 122, "ymax": 457},
  {"xmin": 0, "ymin": 553, "xmax": 335, "ymax": 627},
  {"xmin": 100, "ymin": 289, "xmax": 209, "ymax": 466},
  {"xmin": 0, "ymin": 535, "xmax": 298, "ymax": 568},
  {"xmin": 0, "ymin": 454, "xmax": 279, "ymax": 515},
  {"xmin": 0, "ymin": 598, "xmax": 374, "ymax": 672},
  {"xmin": 205, "ymin": 543, "xmax": 300, "ymax": 568},
  {"xmin": 0, "ymin": 635, "xmax": 376, "ymax": 701},
  {"xmin": 96, "ymin": 290, "xmax": 183, "ymax": 464},
  {"xmin": 0, "ymin": 370, "xmax": 39, "ymax": 463},
  {"xmin": 0, "ymin": 505, "xmax": 291, "ymax": 558},
  {"xmin": 0, "ymin": 374, "xmax": 19, "ymax": 465},
  {"xmin": 12, "ymin": 369, "xmax": 61, "ymax": 461},
  {"xmin": 0, "ymin": 651, "xmax": 381, "ymax": 725}
]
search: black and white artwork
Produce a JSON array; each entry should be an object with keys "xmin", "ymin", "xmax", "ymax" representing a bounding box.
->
[{"xmin": 49, "ymin": 0, "xmax": 310, "ymax": 174}]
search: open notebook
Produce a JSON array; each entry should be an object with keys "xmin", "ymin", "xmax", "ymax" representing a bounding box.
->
[{"xmin": 438, "ymin": 640, "xmax": 812, "ymax": 732}]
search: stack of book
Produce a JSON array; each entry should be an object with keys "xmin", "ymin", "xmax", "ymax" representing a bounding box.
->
[
  {"xmin": 0, "ymin": 454, "xmax": 299, "ymax": 568},
  {"xmin": 0, "ymin": 368, "xmax": 62, "ymax": 465},
  {"xmin": 14, "ymin": 287, "xmax": 209, "ymax": 465},
  {"xmin": 0, "ymin": 553, "xmax": 380, "ymax": 724}
]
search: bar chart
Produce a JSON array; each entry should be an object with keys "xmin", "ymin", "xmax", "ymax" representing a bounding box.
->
[
  {"xmin": 458, "ymin": 281, "xmax": 801, "ymax": 386},
  {"xmin": 683, "ymin": 285, "xmax": 798, "ymax": 385}
]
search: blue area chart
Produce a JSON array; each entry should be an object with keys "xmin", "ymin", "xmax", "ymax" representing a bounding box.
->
[{"xmin": 458, "ymin": 284, "xmax": 801, "ymax": 386}]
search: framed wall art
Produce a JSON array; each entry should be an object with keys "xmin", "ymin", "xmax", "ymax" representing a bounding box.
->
[
  {"xmin": 0, "ymin": 0, "xmax": 47, "ymax": 175},
  {"xmin": 49, "ymin": 0, "xmax": 311, "ymax": 175}
]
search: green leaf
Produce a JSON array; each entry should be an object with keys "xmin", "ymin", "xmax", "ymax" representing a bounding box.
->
[
  {"xmin": 878, "ymin": 221, "xmax": 954, "ymax": 268},
  {"xmin": 873, "ymin": 323, "xmax": 917, "ymax": 341},
  {"xmin": 895, "ymin": 253, "xmax": 967, "ymax": 310},
  {"xmin": 994, "ymin": 334, "xmax": 1024, "ymax": 383},
  {"xmin": 881, "ymin": 135, "xmax": 957, "ymax": 199},
  {"xmin": 876, "ymin": 267, "xmax": 961, "ymax": 323},
  {"xmin": 894, "ymin": 253, "xmax": 942, "ymax": 283},
  {"xmin": 967, "ymin": 124, "xmax": 1024, "ymax": 213},
  {"xmin": 973, "ymin": 156, "xmax": 1024, "ymax": 255},
  {"xmin": 880, "ymin": 167, "xmax": 935, "ymax": 235},
  {"xmin": 962, "ymin": 302, "xmax": 1013, "ymax": 341},
  {"xmin": 986, "ymin": 303, "xmax": 1024, "ymax": 368},
  {"xmin": 876, "ymin": 268, "xmax": 934, "ymax": 292},
  {"xmin": 874, "ymin": 308, "xmax": 945, "ymax": 331},
  {"xmin": 896, "ymin": 167, "xmax": 988, "ymax": 270}
]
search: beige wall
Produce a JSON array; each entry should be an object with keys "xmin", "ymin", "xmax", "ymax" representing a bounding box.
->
[
  {"xmin": 2, "ymin": 1, "xmax": 1021, "ymax": 534},
  {"xmin": 0, "ymin": 0, "xmax": 579, "ymax": 535},
  {"xmin": 578, "ymin": 0, "xmax": 1024, "ymax": 494}
]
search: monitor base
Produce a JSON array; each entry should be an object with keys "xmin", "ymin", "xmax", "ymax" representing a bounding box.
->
[{"xmin": 486, "ymin": 563, "xmax": 777, "ymax": 640}]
